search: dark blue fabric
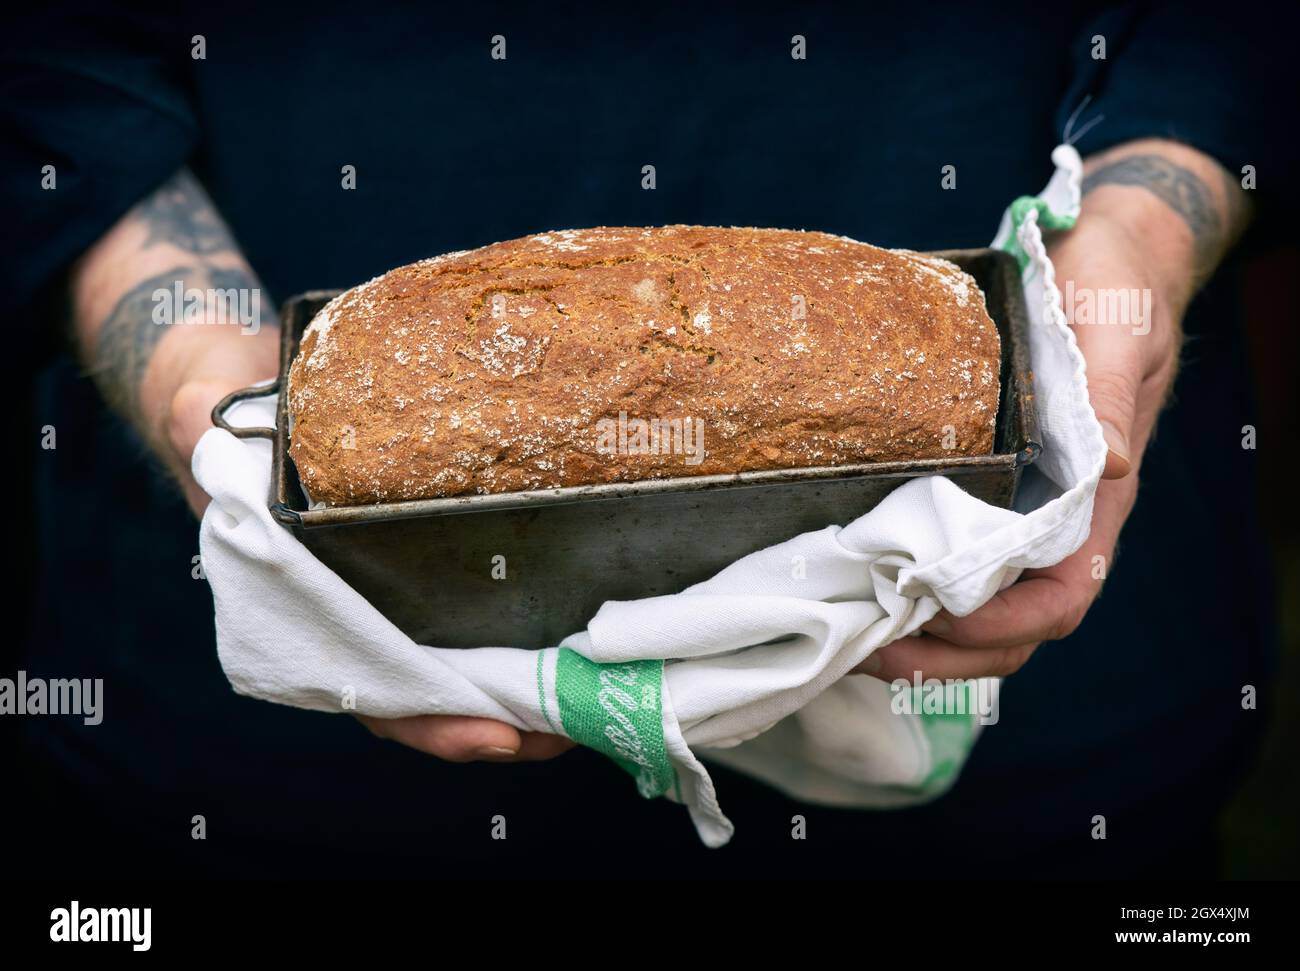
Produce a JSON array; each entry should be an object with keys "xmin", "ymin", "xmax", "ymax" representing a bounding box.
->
[{"xmin": 6, "ymin": 1, "xmax": 1288, "ymax": 876}]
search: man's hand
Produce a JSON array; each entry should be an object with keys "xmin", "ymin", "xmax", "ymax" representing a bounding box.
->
[
  {"xmin": 857, "ymin": 139, "xmax": 1250, "ymax": 683},
  {"xmin": 163, "ymin": 333, "xmax": 294, "ymax": 515},
  {"xmin": 356, "ymin": 714, "xmax": 575, "ymax": 762},
  {"xmin": 71, "ymin": 170, "xmax": 281, "ymax": 516},
  {"xmin": 71, "ymin": 169, "xmax": 571, "ymax": 764}
]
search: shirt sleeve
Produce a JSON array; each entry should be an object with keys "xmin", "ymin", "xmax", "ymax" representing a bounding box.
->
[
  {"xmin": 0, "ymin": 5, "xmax": 197, "ymax": 355},
  {"xmin": 1057, "ymin": 2, "xmax": 1297, "ymax": 235}
]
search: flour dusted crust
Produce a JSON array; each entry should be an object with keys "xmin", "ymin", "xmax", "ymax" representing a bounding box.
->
[{"xmin": 287, "ymin": 226, "xmax": 1000, "ymax": 505}]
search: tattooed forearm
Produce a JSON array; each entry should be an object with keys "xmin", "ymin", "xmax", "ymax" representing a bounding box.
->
[
  {"xmin": 91, "ymin": 264, "xmax": 263, "ymax": 426},
  {"xmin": 78, "ymin": 168, "xmax": 274, "ymax": 438},
  {"xmin": 135, "ymin": 170, "xmax": 237, "ymax": 254},
  {"xmin": 206, "ymin": 266, "xmax": 259, "ymax": 292},
  {"xmin": 92, "ymin": 267, "xmax": 196, "ymax": 424},
  {"xmin": 1082, "ymin": 153, "xmax": 1249, "ymax": 285}
]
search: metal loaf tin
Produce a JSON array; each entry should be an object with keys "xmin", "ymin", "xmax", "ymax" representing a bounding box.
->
[{"xmin": 213, "ymin": 247, "xmax": 1039, "ymax": 649}]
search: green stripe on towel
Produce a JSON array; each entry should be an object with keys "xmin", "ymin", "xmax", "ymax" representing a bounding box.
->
[{"xmin": 552, "ymin": 648, "xmax": 675, "ymax": 799}]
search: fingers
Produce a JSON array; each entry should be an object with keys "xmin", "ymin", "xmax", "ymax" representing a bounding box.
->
[
  {"xmin": 916, "ymin": 470, "xmax": 1138, "ymax": 651},
  {"xmin": 357, "ymin": 713, "xmax": 574, "ymax": 763},
  {"xmin": 862, "ymin": 467, "xmax": 1142, "ymax": 682},
  {"xmin": 513, "ymin": 732, "xmax": 578, "ymax": 761},
  {"xmin": 357, "ymin": 714, "xmax": 523, "ymax": 762},
  {"xmin": 920, "ymin": 575, "xmax": 1082, "ymax": 649},
  {"xmin": 856, "ymin": 634, "xmax": 1039, "ymax": 681}
]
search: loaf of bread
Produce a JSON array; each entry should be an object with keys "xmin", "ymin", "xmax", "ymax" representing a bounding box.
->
[{"xmin": 288, "ymin": 226, "xmax": 999, "ymax": 505}]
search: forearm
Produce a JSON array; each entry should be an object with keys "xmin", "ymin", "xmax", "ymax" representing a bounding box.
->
[
  {"xmin": 1078, "ymin": 138, "xmax": 1253, "ymax": 315},
  {"xmin": 70, "ymin": 170, "xmax": 279, "ymax": 461}
]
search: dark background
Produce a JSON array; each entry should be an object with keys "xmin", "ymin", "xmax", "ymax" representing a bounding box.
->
[
  {"xmin": 3, "ymin": 1, "xmax": 1297, "ymax": 878},
  {"xmin": 1222, "ymin": 252, "xmax": 1299, "ymax": 876}
]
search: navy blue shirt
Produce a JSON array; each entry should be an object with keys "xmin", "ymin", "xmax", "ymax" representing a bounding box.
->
[{"xmin": 4, "ymin": 1, "xmax": 1290, "ymax": 876}]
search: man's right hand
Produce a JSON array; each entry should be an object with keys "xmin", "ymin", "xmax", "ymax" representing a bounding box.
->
[
  {"xmin": 356, "ymin": 714, "xmax": 575, "ymax": 762},
  {"xmin": 71, "ymin": 168, "xmax": 281, "ymax": 515},
  {"xmin": 71, "ymin": 168, "xmax": 573, "ymax": 764}
]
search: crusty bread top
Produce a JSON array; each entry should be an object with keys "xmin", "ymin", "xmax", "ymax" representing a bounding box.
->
[{"xmin": 288, "ymin": 226, "xmax": 999, "ymax": 505}]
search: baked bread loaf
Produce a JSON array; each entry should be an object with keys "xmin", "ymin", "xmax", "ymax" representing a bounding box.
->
[{"xmin": 288, "ymin": 226, "xmax": 999, "ymax": 505}]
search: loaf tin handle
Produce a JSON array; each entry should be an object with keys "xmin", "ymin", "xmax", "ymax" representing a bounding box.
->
[
  {"xmin": 1013, "ymin": 440, "xmax": 1042, "ymax": 468},
  {"xmin": 211, "ymin": 379, "xmax": 280, "ymax": 440},
  {"xmin": 269, "ymin": 501, "xmax": 303, "ymax": 526}
]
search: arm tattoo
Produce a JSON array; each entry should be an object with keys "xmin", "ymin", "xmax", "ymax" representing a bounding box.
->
[
  {"xmin": 1082, "ymin": 154, "xmax": 1246, "ymax": 283},
  {"xmin": 92, "ymin": 267, "xmax": 195, "ymax": 425},
  {"xmin": 86, "ymin": 168, "xmax": 273, "ymax": 433},
  {"xmin": 207, "ymin": 266, "xmax": 258, "ymax": 292},
  {"xmin": 135, "ymin": 170, "xmax": 237, "ymax": 254}
]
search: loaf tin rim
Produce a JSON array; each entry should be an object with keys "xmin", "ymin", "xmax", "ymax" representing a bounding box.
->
[{"xmin": 211, "ymin": 247, "xmax": 1039, "ymax": 528}]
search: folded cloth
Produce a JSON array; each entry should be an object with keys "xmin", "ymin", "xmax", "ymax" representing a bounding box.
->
[{"xmin": 197, "ymin": 145, "xmax": 1104, "ymax": 847}]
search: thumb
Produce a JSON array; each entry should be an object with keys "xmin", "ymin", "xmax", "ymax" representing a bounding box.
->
[{"xmin": 1071, "ymin": 317, "xmax": 1141, "ymax": 481}]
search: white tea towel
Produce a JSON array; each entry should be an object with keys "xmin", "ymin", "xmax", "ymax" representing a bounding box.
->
[{"xmin": 197, "ymin": 145, "xmax": 1103, "ymax": 847}]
